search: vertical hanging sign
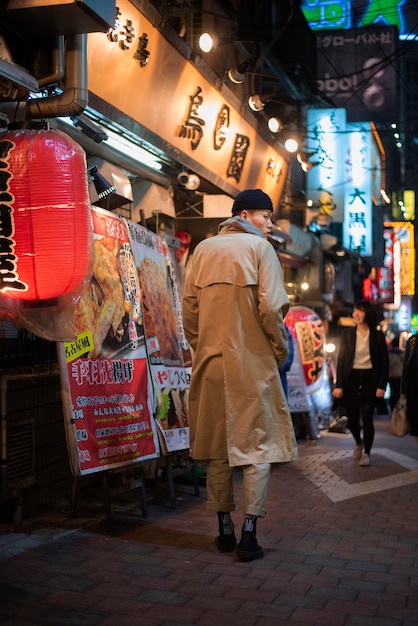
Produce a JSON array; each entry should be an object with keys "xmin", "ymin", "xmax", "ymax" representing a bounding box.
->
[
  {"xmin": 307, "ymin": 108, "xmax": 346, "ymax": 224},
  {"xmin": 343, "ymin": 123, "xmax": 373, "ymax": 256},
  {"xmin": 377, "ymin": 228, "xmax": 395, "ymax": 304}
]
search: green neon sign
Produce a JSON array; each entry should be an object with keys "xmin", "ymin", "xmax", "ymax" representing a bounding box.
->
[{"xmin": 301, "ymin": 1, "xmax": 410, "ymax": 37}]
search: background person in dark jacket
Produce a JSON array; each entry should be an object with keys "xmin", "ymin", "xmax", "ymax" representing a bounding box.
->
[
  {"xmin": 401, "ymin": 333, "xmax": 418, "ymax": 443},
  {"xmin": 332, "ymin": 301, "xmax": 389, "ymax": 467},
  {"xmin": 386, "ymin": 334, "xmax": 404, "ymax": 411}
]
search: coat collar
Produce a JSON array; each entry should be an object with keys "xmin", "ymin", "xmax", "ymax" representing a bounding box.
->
[{"xmin": 218, "ymin": 215, "xmax": 265, "ymax": 238}]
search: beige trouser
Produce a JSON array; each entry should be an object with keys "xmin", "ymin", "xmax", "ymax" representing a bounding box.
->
[{"xmin": 205, "ymin": 459, "xmax": 270, "ymax": 517}]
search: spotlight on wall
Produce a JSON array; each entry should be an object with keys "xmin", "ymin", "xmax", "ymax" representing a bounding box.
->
[
  {"xmin": 89, "ymin": 166, "xmax": 115, "ymax": 199},
  {"xmin": 297, "ymin": 151, "xmax": 320, "ymax": 172},
  {"xmin": 267, "ymin": 116, "xmax": 283, "ymax": 133},
  {"xmin": 227, "ymin": 57, "xmax": 253, "ymax": 84},
  {"xmin": 248, "ymin": 94, "xmax": 270, "ymax": 112},
  {"xmin": 198, "ymin": 32, "xmax": 254, "ymax": 54},
  {"xmin": 198, "ymin": 32, "xmax": 218, "ymax": 52},
  {"xmin": 284, "ymin": 137, "xmax": 299, "ymax": 153},
  {"xmin": 177, "ymin": 171, "xmax": 200, "ymax": 191}
]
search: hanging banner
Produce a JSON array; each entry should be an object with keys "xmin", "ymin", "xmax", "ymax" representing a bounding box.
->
[
  {"xmin": 388, "ymin": 221, "xmax": 415, "ymax": 296},
  {"xmin": 307, "ymin": 107, "xmax": 347, "ymax": 224},
  {"xmin": 58, "ymin": 208, "xmax": 159, "ymax": 476},
  {"xmin": 124, "ymin": 221, "xmax": 192, "ymax": 454},
  {"xmin": 343, "ymin": 122, "xmax": 373, "ymax": 256},
  {"xmin": 377, "ymin": 228, "xmax": 395, "ymax": 303}
]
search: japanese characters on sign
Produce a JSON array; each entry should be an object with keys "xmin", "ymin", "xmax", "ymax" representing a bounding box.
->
[
  {"xmin": 177, "ymin": 87, "xmax": 250, "ymax": 183},
  {"xmin": 385, "ymin": 221, "xmax": 415, "ymax": 297},
  {"xmin": 314, "ymin": 25, "xmax": 398, "ymax": 124},
  {"xmin": 343, "ymin": 123, "xmax": 373, "ymax": 256},
  {"xmin": 286, "ymin": 306, "xmax": 325, "ymax": 395},
  {"xmin": 124, "ymin": 221, "xmax": 192, "ymax": 454},
  {"xmin": 107, "ymin": 5, "xmax": 150, "ymax": 65},
  {"xmin": 377, "ymin": 227, "xmax": 395, "ymax": 303},
  {"xmin": 87, "ymin": 0, "xmax": 286, "ymax": 203},
  {"xmin": 307, "ymin": 108, "xmax": 346, "ymax": 223},
  {"xmin": 58, "ymin": 208, "xmax": 159, "ymax": 476}
]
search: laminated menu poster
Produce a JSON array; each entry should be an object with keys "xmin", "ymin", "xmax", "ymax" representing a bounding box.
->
[
  {"xmin": 124, "ymin": 220, "xmax": 192, "ymax": 454},
  {"xmin": 57, "ymin": 207, "xmax": 159, "ymax": 476}
]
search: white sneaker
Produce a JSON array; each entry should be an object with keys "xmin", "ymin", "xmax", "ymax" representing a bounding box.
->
[
  {"xmin": 353, "ymin": 444, "xmax": 363, "ymax": 460},
  {"xmin": 359, "ymin": 453, "xmax": 370, "ymax": 466}
]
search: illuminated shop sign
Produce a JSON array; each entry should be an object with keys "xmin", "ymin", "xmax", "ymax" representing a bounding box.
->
[
  {"xmin": 343, "ymin": 123, "xmax": 373, "ymax": 255},
  {"xmin": 306, "ymin": 107, "xmax": 347, "ymax": 223},
  {"xmin": 301, "ymin": 0, "xmax": 414, "ymax": 40},
  {"xmin": 377, "ymin": 228, "xmax": 395, "ymax": 304},
  {"xmin": 315, "ymin": 25, "xmax": 398, "ymax": 124},
  {"xmin": 385, "ymin": 221, "xmax": 415, "ymax": 296},
  {"xmin": 87, "ymin": 0, "xmax": 287, "ymax": 204}
]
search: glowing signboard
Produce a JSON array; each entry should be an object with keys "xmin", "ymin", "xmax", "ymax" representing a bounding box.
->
[
  {"xmin": 301, "ymin": 0, "xmax": 414, "ymax": 40},
  {"xmin": 306, "ymin": 108, "xmax": 346, "ymax": 223},
  {"xmin": 343, "ymin": 123, "xmax": 373, "ymax": 256}
]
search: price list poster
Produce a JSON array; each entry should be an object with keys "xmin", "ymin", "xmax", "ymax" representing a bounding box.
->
[{"xmin": 58, "ymin": 208, "xmax": 159, "ymax": 476}]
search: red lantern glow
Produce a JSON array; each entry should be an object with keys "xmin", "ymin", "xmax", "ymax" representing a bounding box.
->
[{"xmin": 0, "ymin": 128, "xmax": 92, "ymax": 303}]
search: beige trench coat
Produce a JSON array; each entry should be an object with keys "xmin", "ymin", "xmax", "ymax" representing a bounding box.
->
[{"xmin": 182, "ymin": 217, "xmax": 298, "ymax": 467}]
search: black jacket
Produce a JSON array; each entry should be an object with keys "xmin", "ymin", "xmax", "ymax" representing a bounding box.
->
[
  {"xmin": 335, "ymin": 326, "xmax": 389, "ymax": 391},
  {"xmin": 401, "ymin": 334, "xmax": 418, "ymax": 394}
]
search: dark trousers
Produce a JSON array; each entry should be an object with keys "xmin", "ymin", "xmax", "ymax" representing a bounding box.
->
[
  {"xmin": 345, "ymin": 369, "xmax": 376, "ymax": 455},
  {"xmin": 388, "ymin": 377, "xmax": 401, "ymax": 411},
  {"xmin": 347, "ymin": 402, "xmax": 375, "ymax": 454}
]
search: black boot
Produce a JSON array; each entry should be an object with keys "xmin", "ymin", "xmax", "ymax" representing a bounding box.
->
[
  {"xmin": 215, "ymin": 512, "xmax": 236, "ymax": 552},
  {"xmin": 236, "ymin": 515, "xmax": 264, "ymax": 561}
]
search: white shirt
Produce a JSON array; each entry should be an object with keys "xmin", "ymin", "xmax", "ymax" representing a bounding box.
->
[{"xmin": 353, "ymin": 329, "xmax": 372, "ymax": 369}]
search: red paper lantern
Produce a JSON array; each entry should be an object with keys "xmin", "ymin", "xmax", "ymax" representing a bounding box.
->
[{"xmin": 0, "ymin": 128, "xmax": 92, "ymax": 303}]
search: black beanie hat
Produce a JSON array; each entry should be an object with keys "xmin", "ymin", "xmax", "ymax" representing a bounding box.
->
[{"xmin": 231, "ymin": 188, "xmax": 273, "ymax": 214}]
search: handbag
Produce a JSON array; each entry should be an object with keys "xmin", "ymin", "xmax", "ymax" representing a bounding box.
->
[
  {"xmin": 329, "ymin": 414, "xmax": 348, "ymax": 433},
  {"xmin": 388, "ymin": 394, "xmax": 410, "ymax": 437}
]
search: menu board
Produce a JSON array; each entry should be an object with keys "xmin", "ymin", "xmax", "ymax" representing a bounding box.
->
[
  {"xmin": 124, "ymin": 221, "xmax": 192, "ymax": 453},
  {"xmin": 58, "ymin": 209, "xmax": 193, "ymax": 476},
  {"xmin": 58, "ymin": 208, "xmax": 159, "ymax": 476}
]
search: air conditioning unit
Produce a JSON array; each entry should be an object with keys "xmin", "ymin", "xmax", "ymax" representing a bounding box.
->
[{"xmin": 1, "ymin": 1, "xmax": 116, "ymax": 37}]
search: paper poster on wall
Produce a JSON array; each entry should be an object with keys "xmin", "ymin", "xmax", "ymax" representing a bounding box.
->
[
  {"xmin": 124, "ymin": 221, "xmax": 192, "ymax": 453},
  {"xmin": 58, "ymin": 207, "xmax": 159, "ymax": 476}
]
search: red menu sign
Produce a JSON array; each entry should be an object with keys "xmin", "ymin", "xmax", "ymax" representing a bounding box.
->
[{"xmin": 58, "ymin": 208, "xmax": 159, "ymax": 476}]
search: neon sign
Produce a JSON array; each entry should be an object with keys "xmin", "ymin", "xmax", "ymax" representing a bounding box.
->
[{"xmin": 301, "ymin": 1, "xmax": 414, "ymax": 40}]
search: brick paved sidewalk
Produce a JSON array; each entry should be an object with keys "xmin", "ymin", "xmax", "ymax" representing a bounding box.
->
[{"xmin": 1, "ymin": 416, "xmax": 418, "ymax": 625}]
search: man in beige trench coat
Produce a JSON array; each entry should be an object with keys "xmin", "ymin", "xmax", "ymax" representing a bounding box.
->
[{"xmin": 182, "ymin": 188, "xmax": 298, "ymax": 561}]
